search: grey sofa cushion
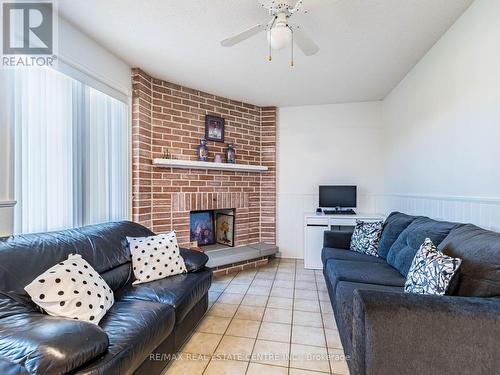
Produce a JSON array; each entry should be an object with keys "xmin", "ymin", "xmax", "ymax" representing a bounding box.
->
[
  {"xmin": 324, "ymin": 259, "xmax": 405, "ymax": 295},
  {"xmin": 386, "ymin": 217, "xmax": 459, "ymax": 276},
  {"xmin": 378, "ymin": 212, "xmax": 418, "ymax": 259},
  {"xmin": 322, "ymin": 247, "xmax": 386, "ymax": 265},
  {"xmin": 439, "ymin": 224, "xmax": 500, "ymax": 297}
]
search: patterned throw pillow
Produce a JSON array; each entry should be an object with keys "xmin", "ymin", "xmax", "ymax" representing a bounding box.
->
[
  {"xmin": 350, "ymin": 220, "xmax": 384, "ymax": 257},
  {"xmin": 404, "ymin": 238, "xmax": 462, "ymax": 295},
  {"xmin": 25, "ymin": 254, "xmax": 114, "ymax": 324},
  {"xmin": 127, "ymin": 231, "xmax": 187, "ymax": 285}
]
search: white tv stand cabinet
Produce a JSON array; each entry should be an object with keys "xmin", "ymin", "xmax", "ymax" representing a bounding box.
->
[{"xmin": 304, "ymin": 212, "xmax": 385, "ymax": 270}]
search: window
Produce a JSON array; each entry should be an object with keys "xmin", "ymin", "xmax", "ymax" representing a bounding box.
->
[{"xmin": 11, "ymin": 67, "xmax": 130, "ymax": 234}]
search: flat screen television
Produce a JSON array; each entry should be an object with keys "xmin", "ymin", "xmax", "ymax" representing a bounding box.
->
[{"xmin": 319, "ymin": 185, "xmax": 357, "ymax": 208}]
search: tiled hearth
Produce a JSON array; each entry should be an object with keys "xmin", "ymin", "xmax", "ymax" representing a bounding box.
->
[
  {"xmin": 131, "ymin": 69, "xmax": 277, "ymax": 248},
  {"xmin": 163, "ymin": 258, "xmax": 349, "ymax": 375}
]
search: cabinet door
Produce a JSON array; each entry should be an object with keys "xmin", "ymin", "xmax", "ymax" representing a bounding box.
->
[{"xmin": 304, "ymin": 224, "xmax": 329, "ymax": 270}]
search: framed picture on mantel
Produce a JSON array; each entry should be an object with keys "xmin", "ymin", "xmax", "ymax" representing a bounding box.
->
[{"xmin": 205, "ymin": 115, "xmax": 225, "ymax": 142}]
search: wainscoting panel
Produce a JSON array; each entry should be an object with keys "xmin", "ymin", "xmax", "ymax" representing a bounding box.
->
[
  {"xmin": 277, "ymin": 193, "xmax": 500, "ymax": 259},
  {"xmin": 277, "ymin": 193, "xmax": 378, "ymax": 259},
  {"xmin": 0, "ymin": 201, "xmax": 15, "ymax": 236},
  {"xmin": 380, "ymin": 194, "xmax": 500, "ymax": 232}
]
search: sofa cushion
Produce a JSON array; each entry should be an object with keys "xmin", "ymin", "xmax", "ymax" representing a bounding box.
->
[
  {"xmin": 324, "ymin": 259, "xmax": 405, "ymax": 295},
  {"xmin": 439, "ymin": 224, "xmax": 500, "ymax": 297},
  {"xmin": 334, "ymin": 281, "xmax": 402, "ymax": 353},
  {"xmin": 76, "ymin": 300, "xmax": 175, "ymax": 375},
  {"xmin": 0, "ymin": 294, "xmax": 109, "ymax": 375},
  {"xmin": 378, "ymin": 212, "xmax": 418, "ymax": 259},
  {"xmin": 322, "ymin": 247, "xmax": 386, "ymax": 265},
  {"xmin": 115, "ymin": 268, "xmax": 212, "ymax": 323},
  {"xmin": 386, "ymin": 217, "xmax": 459, "ymax": 276}
]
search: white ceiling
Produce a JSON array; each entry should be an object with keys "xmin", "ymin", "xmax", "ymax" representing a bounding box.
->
[{"xmin": 58, "ymin": 0, "xmax": 473, "ymax": 107}]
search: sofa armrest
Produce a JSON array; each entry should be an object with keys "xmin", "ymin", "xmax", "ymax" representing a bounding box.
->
[
  {"xmin": 0, "ymin": 298, "xmax": 109, "ymax": 375},
  {"xmin": 323, "ymin": 230, "xmax": 352, "ymax": 249},
  {"xmin": 352, "ymin": 290, "xmax": 500, "ymax": 375},
  {"xmin": 180, "ymin": 248, "xmax": 209, "ymax": 272}
]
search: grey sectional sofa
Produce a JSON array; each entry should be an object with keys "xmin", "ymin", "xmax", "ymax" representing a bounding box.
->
[{"xmin": 322, "ymin": 212, "xmax": 500, "ymax": 375}]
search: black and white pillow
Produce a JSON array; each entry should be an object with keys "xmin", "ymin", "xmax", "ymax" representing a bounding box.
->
[
  {"xmin": 127, "ymin": 231, "xmax": 187, "ymax": 285},
  {"xmin": 350, "ymin": 220, "xmax": 384, "ymax": 257},
  {"xmin": 25, "ymin": 254, "xmax": 114, "ymax": 324},
  {"xmin": 404, "ymin": 238, "xmax": 462, "ymax": 295}
]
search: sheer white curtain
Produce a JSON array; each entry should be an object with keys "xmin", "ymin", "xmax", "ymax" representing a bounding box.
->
[
  {"xmin": 84, "ymin": 87, "xmax": 130, "ymax": 225},
  {"xmin": 11, "ymin": 68, "xmax": 130, "ymax": 234}
]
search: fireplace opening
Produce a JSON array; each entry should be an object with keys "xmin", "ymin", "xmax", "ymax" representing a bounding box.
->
[{"xmin": 190, "ymin": 209, "xmax": 235, "ymax": 249}]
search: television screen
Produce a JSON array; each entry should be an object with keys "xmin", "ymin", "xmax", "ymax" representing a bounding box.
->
[{"xmin": 319, "ymin": 186, "xmax": 357, "ymax": 208}]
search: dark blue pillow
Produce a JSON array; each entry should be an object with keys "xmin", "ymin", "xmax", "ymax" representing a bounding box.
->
[
  {"xmin": 386, "ymin": 217, "xmax": 459, "ymax": 276},
  {"xmin": 378, "ymin": 212, "xmax": 418, "ymax": 259}
]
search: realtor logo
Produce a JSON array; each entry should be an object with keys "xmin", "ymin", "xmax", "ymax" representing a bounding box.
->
[{"xmin": 1, "ymin": 0, "xmax": 57, "ymax": 67}]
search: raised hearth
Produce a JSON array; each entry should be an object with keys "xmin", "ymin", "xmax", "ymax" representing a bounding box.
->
[{"xmin": 205, "ymin": 242, "xmax": 279, "ymax": 268}]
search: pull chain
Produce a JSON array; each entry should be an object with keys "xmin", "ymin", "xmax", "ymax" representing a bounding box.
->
[
  {"xmin": 289, "ymin": 26, "xmax": 294, "ymax": 67},
  {"xmin": 269, "ymin": 36, "xmax": 272, "ymax": 61},
  {"xmin": 268, "ymin": 16, "xmax": 277, "ymax": 62}
]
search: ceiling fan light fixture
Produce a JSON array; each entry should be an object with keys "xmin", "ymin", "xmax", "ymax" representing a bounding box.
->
[
  {"xmin": 267, "ymin": 25, "xmax": 291, "ymax": 50},
  {"xmin": 220, "ymin": 0, "xmax": 320, "ymax": 65}
]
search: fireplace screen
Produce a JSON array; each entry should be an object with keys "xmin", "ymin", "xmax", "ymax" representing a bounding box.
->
[{"xmin": 190, "ymin": 210, "xmax": 235, "ymax": 248}]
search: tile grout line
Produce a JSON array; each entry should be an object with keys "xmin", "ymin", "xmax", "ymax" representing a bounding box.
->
[
  {"xmin": 316, "ymin": 268, "xmax": 334, "ymax": 375},
  {"xmin": 168, "ymin": 260, "xmax": 345, "ymax": 375},
  {"xmin": 163, "ymin": 271, "xmax": 237, "ymax": 374},
  {"xmin": 243, "ymin": 258, "xmax": 281, "ymax": 375},
  {"xmin": 192, "ymin": 271, "xmax": 237, "ymax": 374},
  {"xmin": 291, "ymin": 263, "xmax": 332, "ymax": 375},
  {"xmin": 286, "ymin": 258, "xmax": 299, "ymax": 375},
  {"xmin": 203, "ymin": 267, "xmax": 261, "ymax": 374}
]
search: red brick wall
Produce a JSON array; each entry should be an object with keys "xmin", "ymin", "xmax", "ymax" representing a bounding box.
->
[{"xmin": 131, "ymin": 68, "xmax": 276, "ymax": 247}]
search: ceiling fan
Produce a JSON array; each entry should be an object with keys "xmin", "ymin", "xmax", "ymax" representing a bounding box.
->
[{"xmin": 221, "ymin": 0, "xmax": 320, "ymax": 66}]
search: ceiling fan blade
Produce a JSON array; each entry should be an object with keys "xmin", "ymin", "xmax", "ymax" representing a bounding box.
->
[
  {"xmin": 291, "ymin": 25, "xmax": 319, "ymax": 56},
  {"xmin": 221, "ymin": 24, "xmax": 265, "ymax": 47}
]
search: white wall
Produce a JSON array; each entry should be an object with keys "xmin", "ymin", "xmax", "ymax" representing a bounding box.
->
[
  {"xmin": 382, "ymin": 0, "xmax": 500, "ymax": 231},
  {"xmin": 57, "ymin": 17, "xmax": 131, "ymax": 99},
  {"xmin": 0, "ymin": 16, "xmax": 131, "ymax": 237},
  {"xmin": 277, "ymin": 102, "xmax": 385, "ymax": 258}
]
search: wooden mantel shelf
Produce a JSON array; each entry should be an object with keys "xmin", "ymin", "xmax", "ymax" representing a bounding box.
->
[{"xmin": 152, "ymin": 158, "xmax": 268, "ymax": 172}]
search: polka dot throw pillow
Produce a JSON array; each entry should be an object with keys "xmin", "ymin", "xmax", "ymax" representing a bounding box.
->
[
  {"xmin": 24, "ymin": 254, "xmax": 114, "ymax": 324},
  {"xmin": 127, "ymin": 231, "xmax": 187, "ymax": 285}
]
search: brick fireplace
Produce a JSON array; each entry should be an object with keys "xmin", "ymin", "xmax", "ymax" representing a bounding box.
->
[{"xmin": 131, "ymin": 68, "xmax": 277, "ymax": 249}]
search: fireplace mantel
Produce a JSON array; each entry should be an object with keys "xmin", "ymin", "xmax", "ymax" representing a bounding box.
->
[{"xmin": 152, "ymin": 158, "xmax": 268, "ymax": 172}]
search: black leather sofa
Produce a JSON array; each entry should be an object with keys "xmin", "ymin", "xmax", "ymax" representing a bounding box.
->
[
  {"xmin": 322, "ymin": 212, "xmax": 500, "ymax": 375},
  {"xmin": 0, "ymin": 221, "xmax": 212, "ymax": 375}
]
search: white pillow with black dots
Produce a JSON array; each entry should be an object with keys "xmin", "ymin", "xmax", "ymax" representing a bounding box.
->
[
  {"xmin": 127, "ymin": 231, "xmax": 187, "ymax": 285},
  {"xmin": 24, "ymin": 254, "xmax": 114, "ymax": 324}
]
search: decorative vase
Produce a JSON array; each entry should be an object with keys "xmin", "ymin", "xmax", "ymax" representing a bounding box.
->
[
  {"xmin": 226, "ymin": 144, "xmax": 236, "ymax": 164},
  {"xmin": 214, "ymin": 154, "xmax": 222, "ymax": 163},
  {"xmin": 196, "ymin": 138, "xmax": 208, "ymax": 161}
]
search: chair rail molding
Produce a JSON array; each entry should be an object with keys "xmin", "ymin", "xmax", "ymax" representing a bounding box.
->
[
  {"xmin": 0, "ymin": 200, "xmax": 17, "ymax": 208},
  {"xmin": 381, "ymin": 193, "xmax": 500, "ymax": 205}
]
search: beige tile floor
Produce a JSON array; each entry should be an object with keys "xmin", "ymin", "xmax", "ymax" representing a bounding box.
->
[{"xmin": 163, "ymin": 258, "xmax": 350, "ymax": 375}]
